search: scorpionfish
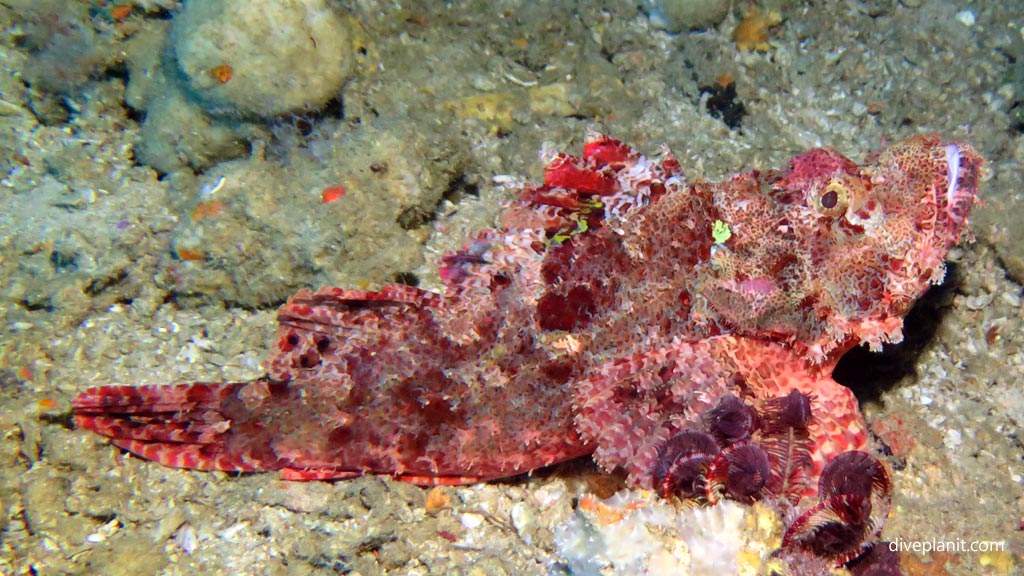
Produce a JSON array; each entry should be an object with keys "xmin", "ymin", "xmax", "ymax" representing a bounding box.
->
[{"xmin": 74, "ymin": 132, "xmax": 981, "ymax": 569}]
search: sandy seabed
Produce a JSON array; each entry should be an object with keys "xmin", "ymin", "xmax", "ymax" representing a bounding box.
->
[{"xmin": 0, "ymin": 1, "xmax": 1022, "ymax": 574}]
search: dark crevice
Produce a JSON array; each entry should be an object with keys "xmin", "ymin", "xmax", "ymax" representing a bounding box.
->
[
  {"xmin": 123, "ymin": 102, "xmax": 145, "ymax": 124},
  {"xmin": 355, "ymin": 534, "xmax": 395, "ymax": 555},
  {"xmin": 284, "ymin": 96, "xmax": 345, "ymax": 138},
  {"xmin": 1009, "ymin": 100, "xmax": 1024, "ymax": 135},
  {"xmin": 82, "ymin": 511, "xmax": 117, "ymax": 524},
  {"xmin": 50, "ymin": 249, "xmax": 78, "ymax": 271},
  {"xmin": 442, "ymin": 172, "xmax": 480, "ymax": 203},
  {"xmin": 147, "ymin": 7, "xmax": 176, "ymax": 20},
  {"xmin": 84, "ymin": 269, "xmax": 128, "ymax": 296},
  {"xmin": 393, "ymin": 271, "xmax": 419, "ymax": 287},
  {"xmin": 397, "ymin": 171, "xmax": 479, "ymax": 230},
  {"xmin": 18, "ymin": 298, "xmax": 55, "ymax": 313},
  {"xmin": 307, "ymin": 554, "xmax": 352, "ymax": 574},
  {"xmin": 162, "ymin": 290, "xmax": 288, "ymax": 313},
  {"xmin": 699, "ymin": 83, "xmax": 746, "ymax": 130},
  {"xmin": 40, "ymin": 411, "xmax": 75, "ymax": 429},
  {"xmin": 222, "ymin": 297, "xmax": 290, "ymax": 311},
  {"xmin": 395, "ymin": 205, "xmax": 434, "ymax": 230},
  {"xmin": 104, "ymin": 60, "xmax": 129, "ymax": 83}
]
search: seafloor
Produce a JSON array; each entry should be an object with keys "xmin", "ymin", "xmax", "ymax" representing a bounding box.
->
[{"xmin": 0, "ymin": 0, "xmax": 1022, "ymax": 575}]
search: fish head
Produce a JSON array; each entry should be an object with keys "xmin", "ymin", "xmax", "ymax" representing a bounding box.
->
[{"xmin": 702, "ymin": 135, "xmax": 983, "ymax": 360}]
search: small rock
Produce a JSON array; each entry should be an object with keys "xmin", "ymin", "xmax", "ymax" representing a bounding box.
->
[
  {"xmin": 1000, "ymin": 290, "xmax": 1021, "ymax": 308},
  {"xmin": 511, "ymin": 501, "xmax": 532, "ymax": 534},
  {"xmin": 944, "ymin": 428, "xmax": 963, "ymax": 450},
  {"xmin": 172, "ymin": 0, "xmax": 357, "ymax": 117},
  {"xmin": 645, "ymin": 0, "xmax": 732, "ymax": 32},
  {"xmin": 460, "ymin": 512, "xmax": 485, "ymax": 529}
]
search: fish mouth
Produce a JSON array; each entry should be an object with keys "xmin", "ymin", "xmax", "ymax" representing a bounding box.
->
[
  {"xmin": 944, "ymin": 143, "xmax": 960, "ymax": 212},
  {"xmin": 940, "ymin": 142, "xmax": 978, "ymax": 231}
]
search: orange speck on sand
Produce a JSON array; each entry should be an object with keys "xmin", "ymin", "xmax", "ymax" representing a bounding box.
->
[
  {"xmin": 577, "ymin": 494, "xmax": 645, "ymax": 525},
  {"xmin": 177, "ymin": 248, "xmax": 204, "ymax": 261},
  {"xmin": 38, "ymin": 398, "xmax": 58, "ymax": 409},
  {"xmin": 424, "ymin": 487, "xmax": 450, "ymax": 512},
  {"xmin": 18, "ymin": 367, "xmax": 32, "ymax": 381},
  {"xmin": 513, "ymin": 37, "xmax": 529, "ymax": 50},
  {"xmin": 191, "ymin": 200, "xmax": 226, "ymax": 221},
  {"xmin": 210, "ymin": 64, "xmax": 234, "ymax": 84},
  {"xmin": 111, "ymin": 5, "xmax": 132, "ymax": 21},
  {"xmin": 733, "ymin": 7, "xmax": 783, "ymax": 52},
  {"xmin": 321, "ymin": 185, "xmax": 347, "ymax": 204},
  {"xmin": 715, "ymin": 72, "xmax": 735, "ymax": 88}
]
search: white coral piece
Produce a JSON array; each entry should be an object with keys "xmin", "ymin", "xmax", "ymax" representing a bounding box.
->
[{"xmin": 554, "ymin": 490, "xmax": 780, "ymax": 576}]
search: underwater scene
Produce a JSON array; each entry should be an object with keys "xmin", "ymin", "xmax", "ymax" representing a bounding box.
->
[{"xmin": 0, "ymin": 0, "xmax": 1022, "ymax": 574}]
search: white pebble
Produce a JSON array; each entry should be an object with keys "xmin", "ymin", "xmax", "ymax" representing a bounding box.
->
[
  {"xmin": 920, "ymin": 394, "xmax": 933, "ymax": 406},
  {"xmin": 218, "ymin": 522, "xmax": 247, "ymax": 541},
  {"xmin": 175, "ymin": 525, "xmax": 198, "ymax": 555},
  {"xmin": 511, "ymin": 501, "xmax": 532, "ymax": 533},
  {"xmin": 460, "ymin": 513, "xmax": 484, "ymax": 529},
  {"xmin": 85, "ymin": 519, "xmax": 121, "ymax": 543},
  {"xmin": 965, "ymin": 292, "xmax": 994, "ymax": 310},
  {"xmin": 956, "ymin": 10, "xmax": 975, "ymax": 26},
  {"xmin": 533, "ymin": 482, "xmax": 567, "ymax": 508},
  {"xmin": 1000, "ymin": 290, "xmax": 1021, "ymax": 307},
  {"xmin": 944, "ymin": 428, "xmax": 963, "ymax": 449},
  {"xmin": 492, "ymin": 174, "xmax": 521, "ymax": 185}
]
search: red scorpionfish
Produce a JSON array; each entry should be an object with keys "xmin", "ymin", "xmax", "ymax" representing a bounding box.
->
[{"xmin": 74, "ymin": 132, "xmax": 982, "ymax": 571}]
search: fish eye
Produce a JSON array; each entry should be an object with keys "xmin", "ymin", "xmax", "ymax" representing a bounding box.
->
[
  {"xmin": 811, "ymin": 179, "xmax": 849, "ymax": 217},
  {"xmin": 820, "ymin": 189, "xmax": 839, "ymax": 209}
]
